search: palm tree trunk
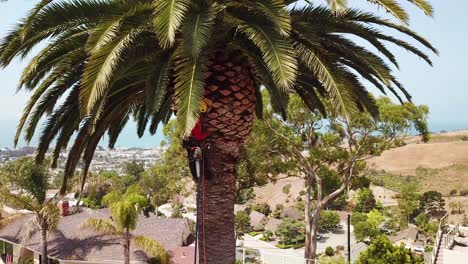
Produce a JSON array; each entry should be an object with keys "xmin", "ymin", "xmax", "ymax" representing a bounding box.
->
[
  {"xmin": 40, "ymin": 223, "xmax": 48, "ymax": 264},
  {"xmin": 197, "ymin": 140, "xmax": 239, "ymax": 264},
  {"xmin": 124, "ymin": 228, "xmax": 130, "ymax": 264}
]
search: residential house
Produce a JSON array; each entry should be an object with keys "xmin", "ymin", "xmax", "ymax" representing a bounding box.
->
[
  {"xmin": 0, "ymin": 208, "xmax": 194, "ymax": 264},
  {"xmin": 389, "ymin": 226, "xmax": 428, "ymax": 253}
]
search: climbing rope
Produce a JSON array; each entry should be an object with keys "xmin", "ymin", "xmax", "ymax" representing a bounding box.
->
[{"xmin": 193, "ymin": 145, "xmax": 208, "ymax": 264}]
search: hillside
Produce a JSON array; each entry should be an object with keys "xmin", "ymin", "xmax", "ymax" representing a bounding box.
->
[
  {"xmin": 250, "ymin": 130, "xmax": 468, "ymax": 208},
  {"xmin": 367, "ymin": 130, "xmax": 468, "ymax": 195}
]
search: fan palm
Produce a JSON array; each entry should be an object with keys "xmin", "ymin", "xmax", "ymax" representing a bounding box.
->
[
  {"xmin": 81, "ymin": 184, "xmax": 169, "ymax": 264},
  {"xmin": 0, "ymin": 157, "xmax": 60, "ymax": 264},
  {"xmin": 0, "ymin": 0, "xmax": 436, "ymax": 262}
]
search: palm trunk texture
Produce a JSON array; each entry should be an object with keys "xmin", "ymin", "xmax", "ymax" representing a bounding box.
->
[
  {"xmin": 40, "ymin": 225, "xmax": 48, "ymax": 264},
  {"xmin": 196, "ymin": 51, "xmax": 256, "ymax": 264},
  {"xmin": 124, "ymin": 228, "xmax": 131, "ymax": 264}
]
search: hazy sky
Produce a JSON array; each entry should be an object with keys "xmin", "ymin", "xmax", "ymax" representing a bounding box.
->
[{"xmin": 0, "ymin": 0, "xmax": 467, "ymax": 147}]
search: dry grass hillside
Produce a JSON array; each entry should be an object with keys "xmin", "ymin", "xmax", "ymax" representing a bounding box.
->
[{"xmin": 367, "ymin": 130, "xmax": 468, "ymax": 195}]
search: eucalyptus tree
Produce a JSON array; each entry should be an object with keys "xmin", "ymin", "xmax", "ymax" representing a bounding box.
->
[
  {"xmin": 0, "ymin": 157, "xmax": 59, "ymax": 264},
  {"xmin": 0, "ymin": 0, "xmax": 436, "ymax": 262}
]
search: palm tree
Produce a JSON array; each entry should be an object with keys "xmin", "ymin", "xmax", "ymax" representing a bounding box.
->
[
  {"xmin": 0, "ymin": 157, "xmax": 60, "ymax": 264},
  {"xmin": 81, "ymin": 184, "xmax": 169, "ymax": 264},
  {"xmin": 0, "ymin": 0, "xmax": 436, "ymax": 262}
]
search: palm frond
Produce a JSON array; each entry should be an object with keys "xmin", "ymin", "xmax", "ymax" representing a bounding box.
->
[
  {"xmin": 81, "ymin": 218, "xmax": 121, "ymax": 235},
  {"xmin": 19, "ymin": 215, "xmax": 39, "ymax": 246},
  {"xmin": 134, "ymin": 236, "xmax": 170, "ymax": 264},
  {"xmin": 153, "ymin": 0, "xmax": 189, "ymax": 48},
  {"xmin": 237, "ymin": 21, "xmax": 297, "ymax": 90},
  {"xmin": 367, "ymin": 0, "xmax": 409, "ymax": 23},
  {"xmin": 173, "ymin": 49, "xmax": 208, "ymax": 136},
  {"xmin": 181, "ymin": 3, "xmax": 220, "ymax": 58}
]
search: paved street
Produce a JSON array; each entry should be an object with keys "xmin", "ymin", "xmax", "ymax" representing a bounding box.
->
[{"xmin": 237, "ymin": 221, "xmax": 357, "ymax": 264}]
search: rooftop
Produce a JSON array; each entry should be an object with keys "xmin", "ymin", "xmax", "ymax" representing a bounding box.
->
[{"xmin": 0, "ymin": 208, "xmax": 193, "ymax": 263}]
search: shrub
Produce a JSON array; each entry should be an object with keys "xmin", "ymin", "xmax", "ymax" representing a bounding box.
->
[
  {"xmin": 252, "ymin": 202, "xmax": 271, "ymax": 216},
  {"xmin": 299, "ymin": 190, "xmax": 306, "ymax": 196},
  {"xmin": 461, "ymin": 135, "xmax": 468, "ymax": 141},
  {"xmin": 424, "ymin": 246, "xmax": 433, "ymax": 252},
  {"xmin": 294, "ymin": 200, "xmax": 305, "ymax": 212},
  {"xmin": 262, "ymin": 230, "xmax": 273, "ymax": 241},
  {"xmin": 275, "ymin": 218, "xmax": 305, "ymax": 245},
  {"xmin": 273, "ymin": 204, "xmax": 284, "ymax": 219},
  {"xmin": 319, "ymin": 211, "xmax": 340, "ymax": 230},
  {"xmin": 282, "ymin": 184, "xmax": 292, "ymax": 194},
  {"xmin": 450, "ymin": 189, "xmax": 458, "ymax": 196},
  {"xmin": 325, "ymin": 246, "xmax": 334, "ymax": 256},
  {"xmin": 460, "ymin": 189, "xmax": 468, "ymax": 196},
  {"xmin": 372, "ymin": 178, "xmax": 385, "ymax": 187}
]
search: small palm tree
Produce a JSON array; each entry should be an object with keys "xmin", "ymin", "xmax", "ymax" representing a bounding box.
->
[
  {"xmin": 81, "ymin": 185, "xmax": 169, "ymax": 264},
  {"xmin": 0, "ymin": 157, "xmax": 59, "ymax": 264}
]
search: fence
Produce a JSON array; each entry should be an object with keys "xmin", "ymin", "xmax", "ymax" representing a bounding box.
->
[
  {"xmin": 236, "ymin": 248, "xmax": 316, "ymax": 264},
  {"xmin": 430, "ymin": 213, "xmax": 448, "ymax": 264}
]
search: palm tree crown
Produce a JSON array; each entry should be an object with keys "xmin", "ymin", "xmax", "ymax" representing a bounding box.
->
[{"xmin": 0, "ymin": 1, "xmax": 436, "ymax": 195}]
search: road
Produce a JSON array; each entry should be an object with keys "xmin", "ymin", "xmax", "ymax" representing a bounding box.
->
[{"xmin": 237, "ymin": 221, "xmax": 357, "ymax": 264}]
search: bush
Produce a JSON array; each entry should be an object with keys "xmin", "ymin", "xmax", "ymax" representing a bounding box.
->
[
  {"xmin": 273, "ymin": 204, "xmax": 284, "ymax": 219},
  {"xmin": 253, "ymin": 223, "xmax": 265, "ymax": 232},
  {"xmin": 461, "ymin": 135, "xmax": 468, "ymax": 141},
  {"xmin": 282, "ymin": 184, "xmax": 292, "ymax": 194},
  {"xmin": 450, "ymin": 189, "xmax": 458, "ymax": 196},
  {"xmin": 299, "ymin": 190, "xmax": 306, "ymax": 196},
  {"xmin": 372, "ymin": 178, "xmax": 385, "ymax": 187},
  {"xmin": 319, "ymin": 211, "xmax": 341, "ymax": 230},
  {"xmin": 294, "ymin": 200, "xmax": 305, "ymax": 212},
  {"xmin": 460, "ymin": 189, "xmax": 468, "ymax": 196},
  {"xmin": 275, "ymin": 218, "xmax": 305, "ymax": 245},
  {"xmin": 252, "ymin": 202, "xmax": 271, "ymax": 216},
  {"xmin": 424, "ymin": 246, "xmax": 433, "ymax": 252},
  {"xmin": 325, "ymin": 246, "xmax": 334, "ymax": 256},
  {"xmin": 262, "ymin": 230, "xmax": 273, "ymax": 241}
]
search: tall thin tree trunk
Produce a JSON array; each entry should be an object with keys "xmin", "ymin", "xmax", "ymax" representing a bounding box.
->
[
  {"xmin": 124, "ymin": 228, "xmax": 130, "ymax": 264},
  {"xmin": 307, "ymin": 207, "xmax": 321, "ymax": 264},
  {"xmin": 40, "ymin": 223, "xmax": 48, "ymax": 264},
  {"xmin": 197, "ymin": 140, "xmax": 239, "ymax": 264},
  {"xmin": 304, "ymin": 176, "xmax": 313, "ymax": 264}
]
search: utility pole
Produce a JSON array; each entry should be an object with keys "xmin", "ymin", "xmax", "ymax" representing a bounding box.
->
[{"xmin": 348, "ymin": 214, "xmax": 351, "ymax": 263}]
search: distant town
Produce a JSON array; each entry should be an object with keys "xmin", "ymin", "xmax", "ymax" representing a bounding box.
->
[{"xmin": 0, "ymin": 146, "xmax": 163, "ymax": 173}]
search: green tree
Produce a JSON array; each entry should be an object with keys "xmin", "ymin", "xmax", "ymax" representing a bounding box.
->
[
  {"xmin": 420, "ymin": 191, "xmax": 445, "ymax": 218},
  {"xmin": 319, "ymin": 211, "xmax": 340, "ymax": 230},
  {"xmin": 415, "ymin": 212, "xmax": 429, "ymax": 228},
  {"xmin": 0, "ymin": 0, "xmax": 435, "ymax": 262},
  {"xmin": 357, "ymin": 235, "xmax": 424, "ymax": 264},
  {"xmin": 275, "ymin": 218, "xmax": 305, "ymax": 246},
  {"xmin": 248, "ymin": 93, "xmax": 430, "ymax": 260},
  {"xmin": 353, "ymin": 209, "xmax": 384, "ymax": 242},
  {"xmin": 0, "ymin": 157, "xmax": 59, "ymax": 264},
  {"xmin": 234, "ymin": 211, "xmax": 251, "ymax": 239},
  {"xmin": 81, "ymin": 185, "xmax": 168, "ymax": 264},
  {"xmin": 122, "ymin": 161, "xmax": 145, "ymax": 180},
  {"xmin": 398, "ymin": 183, "xmax": 421, "ymax": 227},
  {"xmin": 355, "ymin": 188, "xmax": 377, "ymax": 213}
]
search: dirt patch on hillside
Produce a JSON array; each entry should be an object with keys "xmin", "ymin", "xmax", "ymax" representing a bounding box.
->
[{"xmin": 252, "ymin": 177, "xmax": 304, "ymax": 208}]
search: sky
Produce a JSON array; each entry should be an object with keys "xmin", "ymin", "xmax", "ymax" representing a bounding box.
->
[{"xmin": 0, "ymin": 0, "xmax": 467, "ymax": 148}]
